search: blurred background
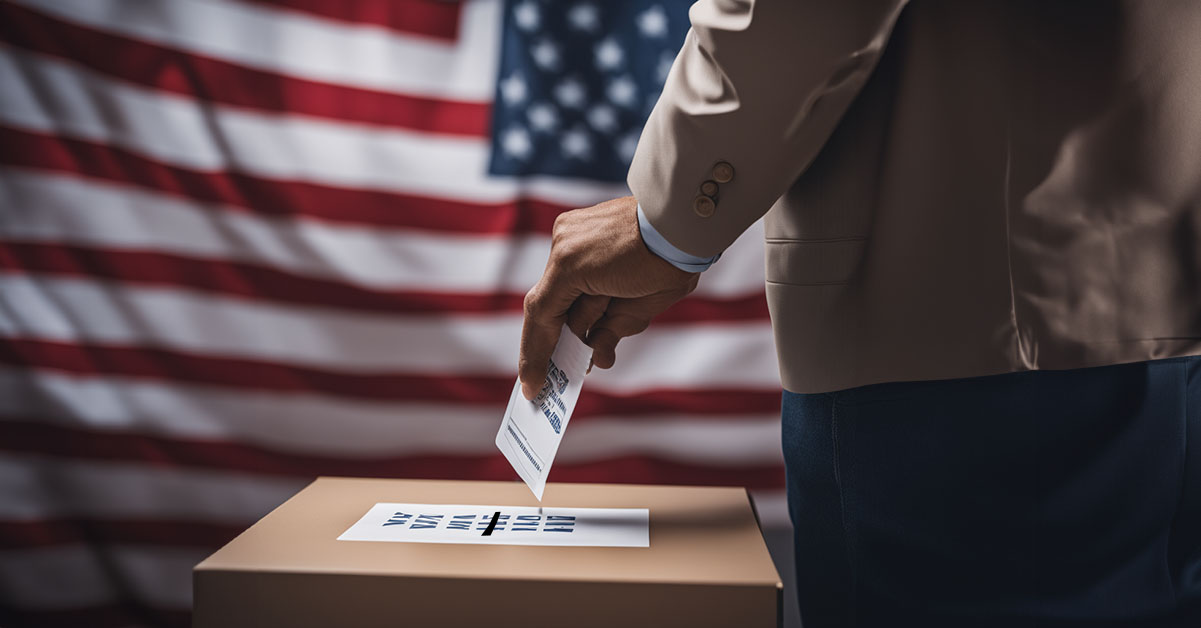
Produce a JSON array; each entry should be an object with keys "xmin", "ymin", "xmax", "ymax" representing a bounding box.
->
[{"xmin": 0, "ymin": 0, "xmax": 792, "ymax": 626}]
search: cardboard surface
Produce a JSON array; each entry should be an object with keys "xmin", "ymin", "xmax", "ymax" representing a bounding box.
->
[{"xmin": 194, "ymin": 477, "xmax": 782, "ymax": 627}]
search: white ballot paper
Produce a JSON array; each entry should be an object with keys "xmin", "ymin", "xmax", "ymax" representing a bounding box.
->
[
  {"xmin": 496, "ymin": 324, "xmax": 593, "ymax": 500},
  {"xmin": 338, "ymin": 502, "xmax": 649, "ymax": 547}
]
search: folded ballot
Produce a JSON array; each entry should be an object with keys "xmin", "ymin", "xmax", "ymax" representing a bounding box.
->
[{"xmin": 496, "ymin": 324, "xmax": 593, "ymax": 500}]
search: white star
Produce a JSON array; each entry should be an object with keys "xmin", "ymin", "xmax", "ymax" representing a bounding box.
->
[
  {"xmin": 514, "ymin": 1, "xmax": 540, "ymax": 31},
  {"xmin": 561, "ymin": 127, "xmax": 592, "ymax": 160},
  {"xmin": 555, "ymin": 78, "xmax": 587, "ymax": 109},
  {"xmin": 595, "ymin": 38, "xmax": 624, "ymax": 72},
  {"xmin": 499, "ymin": 73, "xmax": 527, "ymax": 105},
  {"xmin": 587, "ymin": 104, "xmax": 618, "ymax": 133},
  {"xmin": 617, "ymin": 131, "xmax": 640, "ymax": 163},
  {"xmin": 637, "ymin": 5, "xmax": 669, "ymax": 38},
  {"xmin": 531, "ymin": 39, "xmax": 560, "ymax": 71},
  {"xmin": 607, "ymin": 75, "xmax": 637, "ymax": 108},
  {"xmin": 527, "ymin": 102, "xmax": 559, "ymax": 133},
  {"xmin": 502, "ymin": 126, "xmax": 533, "ymax": 160},
  {"xmin": 656, "ymin": 51, "xmax": 675, "ymax": 84},
  {"xmin": 567, "ymin": 3, "xmax": 599, "ymax": 31}
]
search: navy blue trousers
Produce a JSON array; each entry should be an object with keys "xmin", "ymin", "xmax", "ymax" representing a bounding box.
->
[{"xmin": 783, "ymin": 357, "xmax": 1201, "ymax": 627}]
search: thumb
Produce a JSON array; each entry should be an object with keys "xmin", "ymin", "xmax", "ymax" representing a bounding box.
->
[{"xmin": 518, "ymin": 276, "xmax": 579, "ymax": 399}]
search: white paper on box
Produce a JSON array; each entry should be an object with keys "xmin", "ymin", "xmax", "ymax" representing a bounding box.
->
[
  {"xmin": 496, "ymin": 325, "xmax": 593, "ymax": 500},
  {"xmin": 337, "ymin": 502, "xmax": 649, "ymax": 547}
]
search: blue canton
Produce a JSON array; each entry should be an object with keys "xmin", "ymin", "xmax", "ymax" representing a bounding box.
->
[{"xmin": 488, "ymin": 0, "xmax": 693, "ymax": 182}]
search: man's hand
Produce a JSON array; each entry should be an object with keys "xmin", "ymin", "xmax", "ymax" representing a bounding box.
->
[{"xmin": 519, "ymin": 196, "xmax": 699, "ymax": 399}]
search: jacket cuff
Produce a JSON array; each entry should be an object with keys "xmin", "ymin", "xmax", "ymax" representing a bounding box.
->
[{"xmin": 637, "ymin": 204, "xmax": 720, "ymax": 272}]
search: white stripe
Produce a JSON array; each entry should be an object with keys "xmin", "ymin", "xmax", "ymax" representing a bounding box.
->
[
  {"xmin": 8, "ymin": 0, "xmax": 502, "ymax": 102},
  {"xmin": 0, "ymin": 275, "xmax": 781, "ymax": 391},
  {"xmin": 0, "ymin": 46, "xmax": 628, "ymax": 206},
  {"xmin": 0, "ymin": 369, "xmax": 783, "ymax": 464},
  {"xmin": 0, "ymin": 169, "xmax": 767, "ymax": 298},
  {"xmin": 0, "ymin": 543, "xmax": 200, "ymax": 609},
  {"xmin": 0, "ymin": 452, "xmax": 303, "ymax": 522}
]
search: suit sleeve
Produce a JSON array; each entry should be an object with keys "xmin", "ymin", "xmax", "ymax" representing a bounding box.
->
[{"xmin": 628, "ymin": 0, "xmax": 908, "ymax": 258}]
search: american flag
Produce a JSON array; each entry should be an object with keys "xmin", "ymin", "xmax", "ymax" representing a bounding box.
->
[{"xmin": 0, "ymin": 1, "xmax": 783, "ymax": 625}]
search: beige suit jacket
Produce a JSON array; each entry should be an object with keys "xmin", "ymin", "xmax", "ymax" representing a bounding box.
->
[{"xmin": 628, "ymin": 0, "xmax": 1201, "ymax": 393}]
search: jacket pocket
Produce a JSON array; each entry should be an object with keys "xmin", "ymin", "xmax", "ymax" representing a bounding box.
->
[{"xmin": 764, "ymin": 237, "xmax": 867, "ymax": 286}]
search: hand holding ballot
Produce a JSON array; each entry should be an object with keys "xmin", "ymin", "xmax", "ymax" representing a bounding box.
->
[
  {"xmin": 517, "ymin": 196, "xmax": 699, "ymax": 400},
  {"xmin": 497, "ymin": 324, "xmax": 593, "ymax": 499},
  {"xmin": 505, "ymin": 196, "xmax": 699, "ymax": 499}
]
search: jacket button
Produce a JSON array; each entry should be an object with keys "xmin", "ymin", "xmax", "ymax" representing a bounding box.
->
[
  {"xmin": 693, "ymin": 195, "xmax": 716, "ymax": 217},
  {"xmin": 699, "ymin": 180, "xmax": 719, "ymax": 197},
  {"xmin": 712, "ymin": 161, "xmax": 734, "ymax": 183}
]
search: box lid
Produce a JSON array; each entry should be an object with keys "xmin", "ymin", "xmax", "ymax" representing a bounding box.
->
[{"xmin": 195, "ymin": 477, "xmax": 781, "ymax": 588}]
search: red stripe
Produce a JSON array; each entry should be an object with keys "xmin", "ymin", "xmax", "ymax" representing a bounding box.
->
[
  {"xmin": 0, "ymin": 242, "xmax": 770, "ymax": 322},
  {"xmin": 0, "ymin": 127, "xmax": 566, "ymax": 234},
  {"xmin": 0, "ymin": 6, "xmax": 488, "ymax": 136},
  {"xmin": 239, "ymin": 0, "xmax": 462, "ymax": 41},
  {"xmin": 0, "ymin": 419, "xmax": 787, "ymax": 488},
  {"xmin": 0, "ymin": 339, "xmax": 782, "ymax": 417},
  {"xmin": 0, "ymin": 604, "xmax": 189, "ymax": 628},
  {"xmin": 0, "ymin": 519, "xmax": 243, "ymax": 550}
]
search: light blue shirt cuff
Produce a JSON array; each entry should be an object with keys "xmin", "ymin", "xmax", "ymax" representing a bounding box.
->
[{"xmin": 637, "ymin": 204, "xmax": 720, "ymax": 273}]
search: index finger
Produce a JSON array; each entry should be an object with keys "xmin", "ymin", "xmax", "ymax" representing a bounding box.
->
[{"xmin": 518, "ymin": 274, "xmax": 578, "ymax": 400}]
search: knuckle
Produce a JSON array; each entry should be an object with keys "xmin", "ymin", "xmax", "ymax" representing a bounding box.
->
[
  {"xmin": 522, "ymin": 288, "xmax": 542, "ymax": 318},
  {"xmin": 549, "ymin": 236, "xmax": 579, "ymax": 268},
  {"xmin": 554, "ymin": 242, "xmax": 582, "ymax": 273},
  {"xmin": 549, "ymin": 210, "xmax": 585, "ymax": 262},
  {"xmin": 550, "ymin": 212, "xmax": 569, "ymax": 240}
]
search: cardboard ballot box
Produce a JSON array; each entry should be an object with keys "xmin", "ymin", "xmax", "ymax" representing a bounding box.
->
[{"xmin": 193, "ymin": 477, "xmax": 782, "ymax": 627}]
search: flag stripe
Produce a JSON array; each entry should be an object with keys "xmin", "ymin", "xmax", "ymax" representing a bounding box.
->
[
  {"xmin": 237, "ymin": 0, "xmax": 463, "ymax": 41},
  {"xmin": 0, "ymin": 275, "xmax": 781, "ymax": 390},
  {"xmin": 5, "ymin": 0, "xmax": 502, "ymax": 101},
  {"xmin": 0, "ymin": 339, "xmax": 780, "ymax": 415},
  {"xmin": 0, "ymin": 168, "xmax": 768, "ymax": 298},
  {"xmin": 0, "ymin": 369, "xmax": 782, "ymax": 463},
  {"xmin": 0, "ymin": 3, "xmax": 489, "ymax": 136},
  {"xmin": 0, "ymin": 453, "xmax": 303, "ymax": 522},
  {"xmin": 0, "ymin": 47, "xmax": 615, "ymax": 203},
  {"xmin": 0, "ymin": 420, "xmax": 785, "ymax": 489},
  {"xmin": 0, "ymin": 242, "xmax": 770, "ymax": 322},
  {"xmin": 0, "ymin": 519, "xmax": 242, "ymax": 550},
  {"xmin": 0, "ymin": 127, "xmax": 571, "ymax": 234},
  {"xmin": 0, "ymin": 240, "xmax": 534, "ymax": 315}
]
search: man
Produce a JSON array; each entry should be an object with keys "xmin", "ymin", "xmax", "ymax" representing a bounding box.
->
[{"xmin": 519, "ymin": 1, "xmax": 1201, "ymax": 625}]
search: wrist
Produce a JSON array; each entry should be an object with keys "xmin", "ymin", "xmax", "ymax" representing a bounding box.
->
[{"xmin": 636, "ymin": 204, "xmax": 720, "ymax": 272}]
